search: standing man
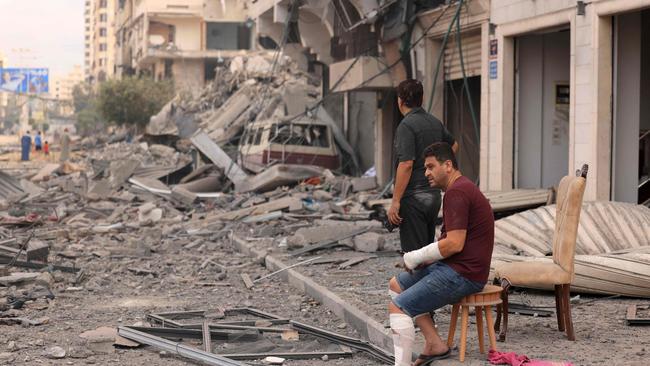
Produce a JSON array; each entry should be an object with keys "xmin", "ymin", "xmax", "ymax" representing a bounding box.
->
[
  {"xmin": 34, "ymin": 131, "xmax": 43, "ymax": 153},
  {"xmin": 388, "ymin": 79, "xmax": 458, "ymax": 253},
  {"xmin": 388, "ymin": 143, "xmax": 494, "ymax": 366},
  {"xmin": 20, "ymin": 131, "xmax": 32, "ymax": 161},
  {"xmin": 60, "ymin": 128, "xmax": 70, "ymax": 162}
]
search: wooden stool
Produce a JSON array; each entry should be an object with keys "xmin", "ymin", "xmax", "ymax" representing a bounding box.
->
[{"xmin": 447, "ymin": 285, "xmax": 502, "ymax": 362}]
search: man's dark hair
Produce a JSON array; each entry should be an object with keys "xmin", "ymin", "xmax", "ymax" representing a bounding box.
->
[
  {"xmin": 423, "ymin": 142, "xmax": 458, "ymax": 169},
  {"xmin": 397, "ymin": 79, "xmax": 423, "ymax": 108}
]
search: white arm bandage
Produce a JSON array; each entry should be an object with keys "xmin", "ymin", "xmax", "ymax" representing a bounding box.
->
[{"xmin": 403, "ymin": 241, "xmax": 444, "ymax": 270}]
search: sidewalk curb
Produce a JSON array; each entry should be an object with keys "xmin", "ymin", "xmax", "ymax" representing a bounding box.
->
[{"xmin": 231, "ymin": 236, "xmax": 393, "ymax": 352}]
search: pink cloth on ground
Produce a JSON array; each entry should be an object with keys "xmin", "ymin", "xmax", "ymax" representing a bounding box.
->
[{"xmin": 488, "ymin": 350, "xmax": 574, "ymax": 366}]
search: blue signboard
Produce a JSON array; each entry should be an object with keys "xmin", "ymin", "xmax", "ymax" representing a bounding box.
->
[
  {"xmin": 489, "ymin": 61, "xmax": 497, "ymax": 80},
  {"xmin": 0, "ymin": 68, "xmax": 49, "ymax": 94}
]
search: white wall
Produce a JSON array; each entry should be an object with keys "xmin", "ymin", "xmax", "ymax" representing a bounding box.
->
[
  {"xmin": 169, "ymin": 17, "xmax": 202, "ymax": 50},
  {"xmin": 348, "ymin": 91, "xmax": 377, "ymax": 173},
  {"xmin": 491, "ymin": 0, "xmax": 575, "ymax": 25}
]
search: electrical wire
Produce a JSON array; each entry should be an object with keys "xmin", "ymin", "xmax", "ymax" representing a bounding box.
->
[
  {"xmin": 426, "ymin": 0, "xmax": 464, "ymax": 113},
  {"xmin": 262, "ymin": 3, "xmax": 454, "ymax": 173}
]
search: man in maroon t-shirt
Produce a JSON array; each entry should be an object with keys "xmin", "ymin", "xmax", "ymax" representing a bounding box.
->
[{"xmin": 387, "ymin": 142, "xmax": 494, "ymax": 366}]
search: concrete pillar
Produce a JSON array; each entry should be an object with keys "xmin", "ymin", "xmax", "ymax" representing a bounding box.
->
[
  {"xmin": 479, "ymin": 21, "xmax": 490, "ymax": 191},
  {"xmin": 591, "ymin": 13, "xmax": 613, "ymax": 200}
]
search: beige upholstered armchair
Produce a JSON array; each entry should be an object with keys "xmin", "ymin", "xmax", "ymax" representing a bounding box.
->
[{"xmin": 493, "ymin": 164, "xmax": 588, "ymax": 342}]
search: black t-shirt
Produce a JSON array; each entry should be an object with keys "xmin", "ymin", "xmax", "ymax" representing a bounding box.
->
[{"xmin": 394, "ymin": 107, "xmax": 456, "ymax": 196}]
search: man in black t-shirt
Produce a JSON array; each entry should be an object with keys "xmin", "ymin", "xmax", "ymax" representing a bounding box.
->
[{"xmin": 388, "ymin": 79, "xmax": 458, "ymax": 253}]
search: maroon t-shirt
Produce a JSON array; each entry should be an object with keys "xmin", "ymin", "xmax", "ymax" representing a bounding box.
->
[{"xmin": 440, "ymin": 176, "xmax": 494, "ymax": 283}]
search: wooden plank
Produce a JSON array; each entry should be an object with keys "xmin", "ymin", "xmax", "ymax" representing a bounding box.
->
[
  {"xmin": 241, "ymin": 273, "xmax": 254, "ymax": 289},
  {"xmin": 202, "ymin": 320, "xmax": 212, "ymax": 352},
  {"xmin": 338, "ymin": 255, "xmax": 376, "ymax": 269}
]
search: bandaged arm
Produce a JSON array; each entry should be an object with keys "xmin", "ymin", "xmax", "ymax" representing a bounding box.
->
[{"xmin": 403, "ymin": 229, "xmax": 467, "ymax": 270}]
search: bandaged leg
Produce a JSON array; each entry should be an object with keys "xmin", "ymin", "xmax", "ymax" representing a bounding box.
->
[
  {"xmin": 390, "ymin": 313, "xmax": 415, "ymax": 366},
  {"xmin": 403, "ymin": 241, "xmax": 443, "ymax": 270}
]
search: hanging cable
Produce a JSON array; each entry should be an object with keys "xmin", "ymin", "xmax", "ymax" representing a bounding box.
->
[
  {"xmin": 426, "ymin": 0, "xmax": 463, "ymax": 113},
  {"xmin": 454, "ymin": 0, "xmax": 480, "ymax": 146}
]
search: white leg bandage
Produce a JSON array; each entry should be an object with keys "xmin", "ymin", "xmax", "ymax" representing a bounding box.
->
[
  {"xmin": 403, "ymin": 241, "xmax": 444, "ymax": 270},
  {"xmin": 388, "ymin": 289, "xmax": 399, "ymax": 300},
  {"xmin": 390, "ymin": 313, "xmax": 415, "ymax": 366}
]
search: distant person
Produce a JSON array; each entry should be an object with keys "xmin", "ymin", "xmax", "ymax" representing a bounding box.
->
[
  {"xmin": 43, "ymin": 140, "xmax": 50, "ymax": 156},
  {"xmin": 60, "ymin": 128, "xmax": 71, "ymax": 162},
  {"xmin": 21, "ymin": 131, "xmax": 32, "ymax": 161},
  {"xmin": 34, "ymin": 131, "xmax": 43, "ymax": 152}
]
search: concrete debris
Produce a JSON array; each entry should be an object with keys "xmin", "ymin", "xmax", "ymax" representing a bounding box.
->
[
  {"xmin": 31, "ymin": 164, "xmax": 61, "ymax": 182},
  {"xmin": 43, "ymin": 346, "xmax": 66, "ymax": 359},
  {"xmin": 2, "ymin": 49, "xmax": 643, "ymax": 366},
  {"xmin": 191, "ymin": 130, "xmax": 248, "ymax": 186},
  {"xmin": 353, "ymin": 232, "xmax": 385, "ymax": 253}
]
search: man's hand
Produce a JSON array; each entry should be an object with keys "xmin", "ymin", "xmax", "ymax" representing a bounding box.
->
[
  {"xmin": 395, "ymin": 258, "xmax": 413, "ymax": 274},
  {"xmin": 387, "ymin": 201, "xmax": 402, "ymax": 226}
]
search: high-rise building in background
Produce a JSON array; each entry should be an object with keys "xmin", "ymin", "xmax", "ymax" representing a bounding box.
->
[
  {"xmin": 85, "ymin": 0, "xmax": 116, "ymax": 85},
  {"xmin": 51, "ymin": 65, "xmax": 84, "ymax": 116},
  {"xmin": 84, "ymin": 0, "xmax": 93, "ymax": 82}
]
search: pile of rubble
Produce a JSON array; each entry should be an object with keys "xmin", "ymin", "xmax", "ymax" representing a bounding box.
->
[{"xmin": 0, "ymin": 117, "xmax": 398, "ymax": 363}]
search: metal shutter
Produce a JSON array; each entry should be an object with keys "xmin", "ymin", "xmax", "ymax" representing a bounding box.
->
[{"xmin": 444, "ymin": 30, "xmax": 481, "ymax": 80}]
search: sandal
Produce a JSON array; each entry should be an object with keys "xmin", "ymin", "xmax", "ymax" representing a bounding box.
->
[{"xmin": 413, "ymin": 348, "xmax": 451, "ymax": 366}]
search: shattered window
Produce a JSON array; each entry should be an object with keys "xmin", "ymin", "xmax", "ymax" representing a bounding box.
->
[
  {"xmin": 269, "ymin": 123, "xmax": 329, "ymax": 148},
  {"xmin": 253, "ymin": 128, "xmax": 263, "ymax": 145}
]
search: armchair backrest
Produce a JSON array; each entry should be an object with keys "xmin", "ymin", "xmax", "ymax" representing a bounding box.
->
[{"xmin": 552, "ymin": 165, "xmax": 588, "ymax": 277}]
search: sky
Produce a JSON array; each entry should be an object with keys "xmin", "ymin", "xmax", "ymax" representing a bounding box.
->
[{"xmin": 0, "ymin": 0, "xmax": 84, "ymax": 77}]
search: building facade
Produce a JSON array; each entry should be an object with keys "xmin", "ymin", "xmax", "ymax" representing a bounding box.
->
[
  {"xmin": 84, "ymin": 0, "xmax": 93, "ymax": 81},
  {"xmin": 84, "ymin": 0, "xmax": 117, "ymax": 84},
  {"xmin": 486, "ymin": 0, "xmax": 650, "ymax": 204},
  {"xmin": 247, "ymin": 0, "xmax": 650, "ymax": 204},
  {"xmin": 115, "ymin": 0, "xmax": 253, "ymax": 94},
  {"xmin": 50, "ymin": 65, "xmax": 84, "ymax": 116}
]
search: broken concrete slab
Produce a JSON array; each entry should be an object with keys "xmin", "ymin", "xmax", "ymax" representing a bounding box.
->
[
  {"xmin": 148, "ymin": 144, "xmax": 176, "ymax": 159},
  {"xmin": 212, "ymin": 196, "xmax": 304, "ymax": 221},
  {"xmin": 43, "ymin": 346, "xmax": 66, "ymax": 359},
  {"xmin": 313, "ymin": 190, "xmax": 333, "ymax": 201},
  {"xmin": 129, "ymin": 176, "xmax": 171, "ymax": 195},
  {"xmin": 171, "ymin": 186, "xmax": 197, "ymax": 205},
  {"xmin": 80, "ymin": 326, "xmax": 117, "ymax": 343},
  {"xmin": 31, "ymin": 164, "xmax": 61, "ymax": 182},
  {"xmin": 175, "ymin": 175, "xmax": 223, "ymax": 193},
  {"xmin": 353, "ymin": 232, "xmax": 385, "ymax": 253},
  {"xmin": 109, "ymin": 159, "xmax": 140, "ymax": 189},
  {"xmin": 0, "ymin": 171, "xmax": 25, "ymax": 200},
  {"xmin": 287, "ymin": 224, "xmax": 369, "ymax": 248},
  {"xmin": 351, "ymin": 177, "xmax": 377, "ymax": 192},
  {"xmin": 237, "ymin": 164, "xmax": 325, "ymax": 193},
  {"xmin": 190, "ymin": 130, "xmax": 248, "ymax": 186},
  {"xmin": 0, "ymin": 272, "xmax": 40, "ymax": 286},
  {"xmin": 86, "ymin": 180, "xmax": 112, "ymax": 200},
  {"xmin": 138, "ymin": 203, "xmax": 163, "ymax": 225}
]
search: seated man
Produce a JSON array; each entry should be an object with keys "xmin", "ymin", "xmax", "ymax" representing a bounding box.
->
[{"xmin": 388, "ymin": 142, "xmax": 495, "ymax": 366}]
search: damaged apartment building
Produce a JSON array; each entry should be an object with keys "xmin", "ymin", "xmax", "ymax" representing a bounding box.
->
[
  {"xmin": 115, "ymin": 0, "xmax": 254, "ymax": 93},
  {"xmin": 245, "ymin": 0, "xmax": 489, "ymax": 187},
  {"xmin": 247, "ymin": 0, "xmax": 650, "ymax": 205}
]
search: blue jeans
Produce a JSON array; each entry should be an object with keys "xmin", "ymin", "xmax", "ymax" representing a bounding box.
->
[{"xmin": 393, "ymin": 262, "xmax": 484, "ymax": 317}]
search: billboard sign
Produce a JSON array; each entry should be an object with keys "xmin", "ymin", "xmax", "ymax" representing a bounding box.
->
[{"xmin": 0, "ymin": 68, "xmax": 49, "ymax": 94}]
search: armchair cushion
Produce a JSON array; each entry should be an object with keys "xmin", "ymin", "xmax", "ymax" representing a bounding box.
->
[{"xmin": 494, "ymin": 261, "xmax": 571, "ymax": 287}]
